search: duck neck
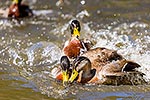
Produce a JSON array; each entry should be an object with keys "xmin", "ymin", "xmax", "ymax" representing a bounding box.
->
[
  {"xmin": 83, "ymin": 68, "xmax": 93, "ymax": 77},
  {"xmin": 78, "ymin": 69, "xmax": 94, "ymax": 83},
  {"xmin": 79, "ymin": 65, "xmax": 95, "ymax": 83}
]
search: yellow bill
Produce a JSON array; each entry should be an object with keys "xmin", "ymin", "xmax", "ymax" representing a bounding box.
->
[
  {"xmin": 73, "ymin": 28, "xmax": 80, "ymax": 37},
  {"xmin": 13, "ymin": 0, "xmax": 22, "ymax": 4},
  {"xmin": 62, "ymin": 71, "xmax": 69, "ymax": 85},
  {"xmin": 13, "ymin": 0, "xmax": 19, "ymax": 3},
  {"xmin": 68, "ymin": 69, "xmax": 79, "ymax": 83}
]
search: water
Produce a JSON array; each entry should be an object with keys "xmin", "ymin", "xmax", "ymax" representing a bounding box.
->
[{"xmin": 0, "ymin": 0, "xmax": 150, "ymax": 99}]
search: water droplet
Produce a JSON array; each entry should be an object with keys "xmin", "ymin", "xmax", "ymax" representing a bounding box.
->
[
  {"xmin": 97, "ymin": 10, "xmax": 101, "ymax": 14},
  {"xmin": 80, "ymin": 0, "xmax": 85, "ymax": 5},
  {"xmin": 1, "ymin": 37, "xmax": 4, "ymax": 40}
]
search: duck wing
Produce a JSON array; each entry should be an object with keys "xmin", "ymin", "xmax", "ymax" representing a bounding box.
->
[
  {"xmin": 82, "ymin": 47, "xmax": 123, "ymax": 61},
  {"xmin": 82, "ymin": 47, "xmax": 123, "ymax": 69},
  {"xmin": 100, "ymin": 59, "xmax": 127, "ymax": 76},
  {"xmin": 101, "ymin": 59, "xmax": 141, "ymax": 74}
]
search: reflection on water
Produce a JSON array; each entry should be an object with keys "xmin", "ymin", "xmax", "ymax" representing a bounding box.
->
[
  {"xmin": 0, "ymin": 0, "xmax": 150, "ymax": 99},
  {"xmin": 78, "ymin": 92, "xmax": 150, "ymax": 100}
]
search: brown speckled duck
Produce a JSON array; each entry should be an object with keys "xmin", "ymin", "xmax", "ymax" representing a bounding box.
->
[{"xmin": 68, "ymin": 47, "xmax": 146, "ymax": 85}]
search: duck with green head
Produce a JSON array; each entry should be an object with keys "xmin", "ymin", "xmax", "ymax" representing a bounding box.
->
[
  {"xmin": 51, "ymin": 56, "xmax": 71, "ymax": 86},
  {"xmin": 8, "ymin": 0, "xmax": 33, "ymax": 18},
  {"xmin": 63, "ymin": 20, "xmax": 92, "ymax": 59}
]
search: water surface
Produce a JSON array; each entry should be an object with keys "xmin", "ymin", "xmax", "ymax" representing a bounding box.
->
[{"xmin": 0, "ymin": 0, "xmax": 150, "ymax": 99}]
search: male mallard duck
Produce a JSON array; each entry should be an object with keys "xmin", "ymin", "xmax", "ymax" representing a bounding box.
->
[
  {"xmin": 56, "ymin": 0, "xmax": 70, "ymax": 7},
  {"xmin": 68, "ymin": 48, "xmax": 146, "ymax": 85},
  {"xmin": 8, "ymin": 0, "xmax": 33, "ymax": 18},
  {"xmin": 63, "ymin": 20, "xmax": 91, "ymax": 59},
  {"xmin": 51, "ymin": 56, "xmax": 71, "ymax": 86}
]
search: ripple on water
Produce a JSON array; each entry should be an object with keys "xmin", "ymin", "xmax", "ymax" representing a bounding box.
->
[{"xmin": 0, "ymin": 13, "xmax": 150, "ymax": 99}]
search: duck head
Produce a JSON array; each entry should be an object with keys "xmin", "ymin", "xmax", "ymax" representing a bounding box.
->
[
  {"xmin": 70, "ymin": 20, "xmax": 81, "ymax": 38},
  {"xmin": 12, "ymin": 0, "xmax": 22, "ymax": 4},
  {"xmin": 69, "ymin": 56, "xmax": 96, "ymax": 83},
  {"xmin": 60, "ymin": 56, "xmax": 70, "ymax": 86}
]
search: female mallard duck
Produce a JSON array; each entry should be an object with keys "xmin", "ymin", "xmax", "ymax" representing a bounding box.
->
[
  {"xmin": 8, "ymin": 0, "xmax": 33, "ymax": 18},
  {"xmin": 51, "ymin": 56, "xmax": 71, "ymax": 86},
  {"xmin": 63, "ymin": 20, "xmax": 91, "ymax": 58},
  {"xmin": 0, "ymin": 0, "xmax": 33, "ymax": 18},
  {"xmin": 68, "ymin": 48, "xmax": 146, "ymax": 85}
]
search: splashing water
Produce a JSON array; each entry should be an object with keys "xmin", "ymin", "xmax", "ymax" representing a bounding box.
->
[
  {"xmin": 0, "ymin": 17, "xmax": 150, "ymax": 100},
  {"xmin": 0, "ymin": 0, "xmax": 150, "ymax": 99}
]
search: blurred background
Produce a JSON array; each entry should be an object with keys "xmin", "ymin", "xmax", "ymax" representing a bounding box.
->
[{"xmin": 0, "ymin": 0, "xmax": 150, "ymax": 99}]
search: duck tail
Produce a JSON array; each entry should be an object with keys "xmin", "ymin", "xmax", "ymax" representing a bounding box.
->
[{"xmin": 123, "ymin": 60, "xmax": 141, "ymax": 71}]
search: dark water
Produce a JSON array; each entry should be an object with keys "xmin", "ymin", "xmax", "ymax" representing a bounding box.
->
[{"xmin": 0, "ymin": 0, "xmax": 150, "ymax": 99}]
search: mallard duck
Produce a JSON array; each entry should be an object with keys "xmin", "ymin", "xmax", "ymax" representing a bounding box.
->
[
  {"xmin": 51, "ymin": 56, "xmax": 71, "ymax": 86},
  {"xmin": 56, "ymin": 0, "xmax": 70, "ymax": 7},
  {"xmin": 68, "ymin": 47, "xmax": 146, "ymax": 85},
  {"xmin": 63, "ymin": 20, "xmax": 91, "ymax": 59},
  {"xmin": 0, "ymin": 0, "xmax": 33, "ymax": 18}
]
